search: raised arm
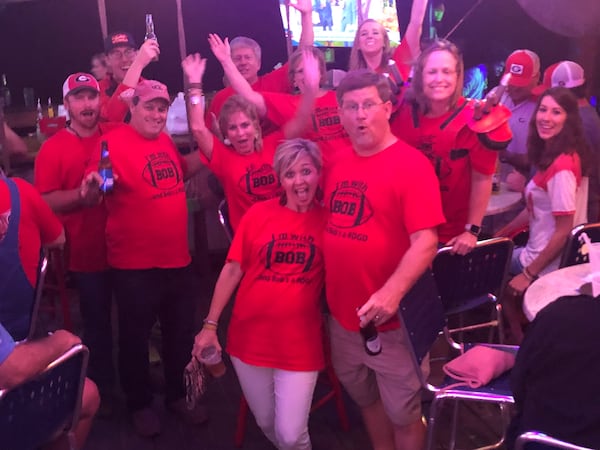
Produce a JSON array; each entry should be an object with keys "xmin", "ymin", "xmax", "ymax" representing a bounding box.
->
[
  {"xmin": 404, "ymin": 0, "xmax": 428, "ymax": 59},
  {"xmin": 208, "ymin": 34, "xmax": 267, "ymax": 117},
  {"xmin": 182, "ymin": 53, "xmax": 215, "ymax": 161},
  {"xmin": 282, "ymin": 49, "xmax": 319, "ymax": 139},
  {"xmin": 290, "ymin": 0, "xmax": 315, "ymax": 48}
]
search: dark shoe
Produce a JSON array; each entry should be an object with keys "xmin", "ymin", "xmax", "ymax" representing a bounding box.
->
[
  {"xmin": 132, "ymin": 407, "xmax": 161, "ymax": 437},
  {"xmin": 167, "ymin": 398, "xmax": 209, "ymax": 425}
]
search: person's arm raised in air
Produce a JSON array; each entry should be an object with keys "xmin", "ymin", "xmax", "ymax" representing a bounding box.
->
[
  {"xmin": 281, "ymin": 49, "xmax": 319, "ymax": 139},
  {"xmin": 292, "ymin": 0, "xmax": 315, "ymax": 48},
  {"xmin": 403, "ymin": 0, "xmax": 428, "ymax": 58},
  {"xmin": 181, "ymin": 53, "xmax": 216, "ymax": 161},
  {"xmin": 3, "ymin": 124, "xmax": 27, "ymax": 156},
  {"xmin": 208, "ymin": 34, "xmax": 268, "ymax": 117}
]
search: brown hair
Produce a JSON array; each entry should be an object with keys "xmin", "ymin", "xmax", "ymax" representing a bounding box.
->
[
  {"xmin": 407, "ymin": 39, "xmax": 464, "ymax": 115},
  {"xmin": 527, "ymin": 87, "xmax": 591, "ymax": 173},
  {"xmin": 273, "ymin": 138, "xmax": 322, "ymax": 181},
  {"xmin": 219, "ymin": 95, "xmax": 263, "ymax": 151},
  {"xmin": 348, "ymin": 19, "xmax": 392, "ymax": 72},
  {"xmin": 336, "ymin": 69, "xmax": 392, "ymax": 106}
]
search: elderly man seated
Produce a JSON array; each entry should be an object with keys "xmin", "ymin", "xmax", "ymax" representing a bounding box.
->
[{"xmin": 0, "ymin": 323, "xmax": 99, "ymax": 450}]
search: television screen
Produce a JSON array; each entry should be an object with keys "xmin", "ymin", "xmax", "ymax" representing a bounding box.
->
[{"xmin": 280, "ymin": 0, "xmax": 401, "ymax": 48}]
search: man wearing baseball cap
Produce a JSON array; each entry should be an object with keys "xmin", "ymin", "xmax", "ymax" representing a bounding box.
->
[
  {"xmin": 498, "ymin": 49, "xmax": 541, "ymax": 185},
  {"xmin": 34, "ymin": 72, "xmax": 121, "ymax": 415},
  {"xmin": 551, "ymin": 61, "xmax": 600, "ymax": 222},
  {"xmin": 88, "ymin": 79, "xmax": 205, "ymax": 436},
  {"xmin": 99, "ymin": 31, "xmax": 160, "ymax": 122}
]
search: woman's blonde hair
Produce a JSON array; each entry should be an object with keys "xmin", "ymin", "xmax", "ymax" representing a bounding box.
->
[
  {"xmin": 218, "ymin": 95, "xmax": 263, "ymax": 151},
  {"xmin": 348, "ymin": 19, "xmax": 392, "ymax": 72}
]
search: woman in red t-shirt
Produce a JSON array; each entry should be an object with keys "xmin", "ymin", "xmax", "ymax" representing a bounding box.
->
[
  {"xmin": 391, "ymin": 39, "xmax": 511, "ymax": 255},
  {"xmin": 348, "ymin": 0, "xmax": 427, "ymax": 80},
  {"xmin": 182, "ymin": 50, "xmax": 321, "ymax": 232},
  {"xmin": 193, "ymin": 139, "xmax": 326, "ymax": 450}
]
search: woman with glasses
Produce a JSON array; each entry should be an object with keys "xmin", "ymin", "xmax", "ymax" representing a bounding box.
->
[{"xmin": 391, "ymin": 39, "xmax": 512, "ymax": 255}]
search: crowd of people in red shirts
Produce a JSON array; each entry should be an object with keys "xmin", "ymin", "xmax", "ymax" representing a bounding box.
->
[{"xmin": 1, "ymin": 0, "xmax": 600, "ymax": 448}]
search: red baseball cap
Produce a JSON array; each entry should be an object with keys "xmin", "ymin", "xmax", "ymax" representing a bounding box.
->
[
  {"xmin": 503, "ymin": 50, "xmax": 540, "ymax": 87},
  {"xmin": 132, "ymin": 80, "xmax": 170, "ymax": 104},
  {"xmin": 531, "ymin": 62, "xmax": 560, "ymax": 96},
  {"xmin": 62, "ymin": 72, "xmax": 100, "ymax": 98}
]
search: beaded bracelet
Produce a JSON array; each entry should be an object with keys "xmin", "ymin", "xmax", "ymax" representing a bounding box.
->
[
  {"xmin": 188, "ymin": 82, "xmax": 203, "ymax": 89},
  {"xmin": 202, "ymin": 319, "xmax": 218, "ymax": 330}
]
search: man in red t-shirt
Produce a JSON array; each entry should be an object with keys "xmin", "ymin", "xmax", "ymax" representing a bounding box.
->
[
  {"xmin": 0, "ymin": 175, "xmax": 64, "ymax": 341},
  {"xmin": 87, "ymin": 80, "xmax": 204, "ymax": 436},
  {"xmin": 35, "ymin": 72, "xmax": 120, "ymax": 407},
  {"xmin": 205, "ymin": 0, "xmax": 314, "ymax": 131},
  {"xmin": 323, "ymin": 70, "xmax": 445, "ymax": 450},
  {"xmin": 99, "ymin": 31, "xmax": 160, "ymax": 122}
]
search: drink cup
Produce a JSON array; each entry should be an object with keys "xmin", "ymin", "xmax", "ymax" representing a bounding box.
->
[
  {"xmin": 587, "ymin": 242, "xmax": 600, "ymax": 275},
  {"xmin": 199, "ymin": 345, "xmax": 226, "ymax": 378}
]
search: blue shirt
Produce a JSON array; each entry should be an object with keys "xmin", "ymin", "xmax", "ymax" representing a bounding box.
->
[{"xmin": 0, "ymin": 322, "xmax": 16, "ymax": 366}]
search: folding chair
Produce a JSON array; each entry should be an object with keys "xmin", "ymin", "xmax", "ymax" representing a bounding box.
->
[
  {"xmin": 559, "ymin": 222, "xmax": 600, "ymax": 268},
  {"xmin": 0, "ymin": 344, "xmax": 89, "ymax": 450},
  {"xmin": 515, "ymin": 431, "xmax": 595, "ymax": 450},
  {"xmin": 399, "ymin": 243, "xmax": 517, "ymax": 450},
  {"xmin": 42, "ymin": 248, "xmax": 74, "ymax": 331},
  {"xmin": 26, "ymin": 255, "xmax": 48, "ymax": 341},
  {"xmin": 432, "ymin": 237, "xmax": 514, "ymax": 345}
]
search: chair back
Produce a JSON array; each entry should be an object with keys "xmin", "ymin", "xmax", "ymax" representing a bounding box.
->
[
  {"xmin": 559, "ymin": 222, "xmax": 600, "ymax": 268},
  {"xmin": 515, "ymin": 431, "xmax": 594, "ymax": 450},
  {"xmin": 397, "ymin": 270, "xmax": 446, "ymax": 383},
  {"xmin": 433, "ymin": 238, "xmax": 513, "ymax": 316},
  {"xmin": 218, "ymin": 199, "xmax": 233, "ymax": 243},
  {"xmin": 0, "ymin": 344, "xmax": 88, "ymax": 450},
  {"xmin": 26, "ymin": 255, "xmax": 48, "ymax": 341}
]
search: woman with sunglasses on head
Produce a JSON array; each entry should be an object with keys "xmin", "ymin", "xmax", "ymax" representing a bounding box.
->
[{"xmin": 391, "ymin": 39, "xmax": 512, "ymax": 255}]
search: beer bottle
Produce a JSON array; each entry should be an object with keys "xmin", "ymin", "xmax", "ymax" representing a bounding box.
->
[
  {"xmin": 98, "ymin": 141, "xmax": 114, "ymax": 193},
  {"xmin": 145, "ymin": 14, "xmax": 159, "ymax": 62},
  {"xmin": 1, "ymin": 74, "xmax": 11, "ymax": 108},
  {"xmin": 47, "ymin": 97, "xmax": 55, "ymax": 118},
  {"xmin": 360, "ymin": 320, "xmax": 382, "ymax": 356}
]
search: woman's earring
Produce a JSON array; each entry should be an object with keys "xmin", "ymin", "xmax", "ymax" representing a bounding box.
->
[{"xmin": 223, "ymin": 138, "xmax": 231, "ymax": 146}]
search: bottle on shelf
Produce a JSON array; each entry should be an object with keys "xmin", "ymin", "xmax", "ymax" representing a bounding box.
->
[
  {"xmin": 47, "ymin": 97, "xmax": 55, "ymax": 118},
  {"xmin": 1, "ymin": 73, "xmax": 12, "ymax": 108},
  {"xmin": 98, "ymin": 140, "xmax": 114, "ymax": 194}
]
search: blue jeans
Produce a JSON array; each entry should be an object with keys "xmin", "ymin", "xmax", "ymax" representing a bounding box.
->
[
  {"xmin": 72, "ymin": 270, "xmax": 115, "ymax": 392},
  {"xmin": 112, "ymin": 265, "xmax": 196, "ymax": 411}
]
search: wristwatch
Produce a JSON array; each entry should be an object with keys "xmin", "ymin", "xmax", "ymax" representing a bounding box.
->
[{"xmin": 465, "ymin": 223, "xmax": 481, "ymax": 237}]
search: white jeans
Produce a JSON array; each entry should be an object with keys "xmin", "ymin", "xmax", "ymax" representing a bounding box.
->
[{"xmin": 231, "ymin": 356, "xmax": 319, "ymax": 450}]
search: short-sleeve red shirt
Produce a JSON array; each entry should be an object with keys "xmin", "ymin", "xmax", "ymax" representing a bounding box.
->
[
  {"xmin": 226, "ymin": 198, "xmax": 326, "ymax": 371},
  {"xmin": 200, "ymin": 133, "xmax": 283, "ymax": 231},
  {"xmin": 391, "ymin": 100, "xmax": 498, "ymax": 243},
  {"xmin": 206, "ymin": 63, "xmax": 291, "ymax": 131},
  {"xmin": 98, "ymin": 125, "xmax": 191, "ymax": 269},
  {"xmin": 34, "ymin": 124, "xmax": 119, "ymax": 272},
  {"xmin": 0, "ymin": 178, "xmax": 63, "ymax": 286},
  {"xmin": 323, "ymin": 140, "xmax": 445, "ymax": 332},
  {"xmin": 262, "ymin": 90, "xmax": 353, "ymax": 173}
]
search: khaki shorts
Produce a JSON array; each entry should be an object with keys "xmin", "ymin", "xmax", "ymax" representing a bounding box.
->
[{"xmin": 328, "ymin": 316, "xmax": 428, "ymax": 426}]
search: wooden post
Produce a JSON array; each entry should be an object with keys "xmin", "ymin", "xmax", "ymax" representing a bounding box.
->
[{"xmin": 97, "ymin": 0, "xmax": 107, "ymax": 39}]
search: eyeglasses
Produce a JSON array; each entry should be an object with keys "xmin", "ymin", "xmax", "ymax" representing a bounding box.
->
[
  {"xmin": 340, "ymin": 101, "xmax": 385, "ymax": 113},
  {"xmin": 108, "ymin": 48, "xmax": 136, "ymax": 60}
]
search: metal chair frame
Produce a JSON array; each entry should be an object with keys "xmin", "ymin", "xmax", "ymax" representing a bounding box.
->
[
  {"xmin": 559, "ymin": 222, "xmax": 600, "ymax": 268},
  {"xmin": 0, "ymin": 344, "xmax": 89, "ymax": 450},
  {"xmin": 515, "ymin": 431, "xmax": 595, "ymax": 450},
  {"xmin": 399, "ymin": 238, "xmax": 516, "ymax": 450},
  {"xmin": 433, "ymin": 237, "xmax": 514, "ymax": 346}
]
